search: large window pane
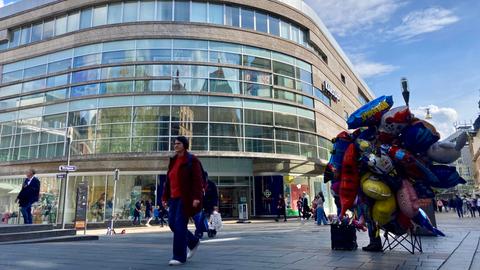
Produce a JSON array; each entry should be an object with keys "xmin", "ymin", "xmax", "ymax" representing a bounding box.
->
[
  {"xmin": 275, "ymin": 128, "xmax": 298, "ymax": 142},
  {"xmin": 173, "ymin": 50, "xmax": 207, "ymax": 62},
  {"xmin": 171, "ymin": 123, "xmax": 208, "ymax": 136},
  {"xmin": 72, "ymin": 69, "xmax": 100, "ymax": 83},
  {"xmin": 2, "ymin": 70, "xmax": 23, "ymax": 83},
  {"xmin": 48, "ymin": 58, "xmax": 72, "ymax": 73},
  {"xmin": 136, "ymin": 65, "xmax": 171, "ymax": 77},
  {"xmin": 107, "ymin": 3, "xmax": 122, "ymax": 24},
  {"xmin": 245, "ymin": 109, "xmax": 272, "ymax": 125},
  {"xmin": 280, "ymin": 20, "xmax": 291, "ymax": 39},
  {"xmin": 47, "ymin": 74, "xmax": 70, "ymax": 87},
  {"xmin": 70, "ymin": 84, "xmax": 99, "ymax": 97},
  {"xmin": 171, "ymin": 106, "xmax": 207, "ymax": 121},
  {"xmin": 31, "ymin": 23, "xmax": 43, "ymax": 42},
  {"xmin": 93, "ymin": 6, "xmax": 107, "ymax": 26},
  {"xmin": 100, "ymin": 81, "xmax": 134, "ymax": 94},
  {"xmin": 244, "ymin": 83, "xmax": 271, "ymax": 97},
  {"xmin": 55, "ymin": 15, "xmax": 67, "ymax": 35},
  {"xmin": 274, "ymin": 113, "xmax": 298, "ymax": 128},
  {"xmin": 256, "ymin": 12, "xmax": 268, "ymax": 33},
  {"xmin": 9, "ymin": 28, "xmax": 21, "ymax": 48},
  {"xmin": 45, "ymin": 88, "xmax": 68, "ymax": 102},
  {"xmin": 210, "ymin": 137, "xmax": 242, "ymax": 151},
  {"xmin": 139, "ymin": 1, "xmax": 155, "ymax": 21},
  {"xmin": 157, "ymin": 0, "xmax": 173, "ymax": 21},
  {"xmin": 68, "ymin": 109, "xmax": 97, "ymax": 126},
  {"xmin": 172, "ymin": 78, "xmax": 206, "ymax": 92},
  {"xmin": 241, "ymin": 9, "xmax": 254, "ymax": 30},
  {"xmin": 209, "ymin": 51, "xmax": 241, "ymax": 65},
  {"xmin": 67, "ymin": 12, "xmax": 80, "ymax": 32},
  {"xmin": 273, "ymin": 61, "xmax": 295, "ymax": 77},
  {"xmin": 209, "ymin": 80, "xmax": 239, "ymax": 94},
  {"xmin": 102, "ymin": 50, "xmax": 136, "ymax": 64},
  {"xmin": 245, "ymin": 125, "xmax": 273, "ymax": 139},
  {"xmin": 43, "ymin": 19, "xmax": 55, "ymax": 39},
  {"xmin": 73, "ymin": 53, "xmax": 101, "ymax": 68},
  {"xmin": 96, "ymin": 123, "xmax": 132, "ymax": 138},
  {"xmin": 243, "ymin": 70, "xmax": 271, "ymax": 84},
  {"xmin": 191, "ymin": 2, "xmax": 207, "ymax": 23},
  {"xmin": 80, "ymin": 8, "xmax": 93, "ymax": 29},
  {"xmin": 210, "ymin": 107, "xmax": 242, "ymax": 123},
  {"xmin": 23, "ymin": 65, "xmax": 46, "ymax": 79},
  {"xmin": 133, "ymin": 106, "xmax": 170, "ymax": 122},
  {"xmin": 123, "ymin": 2, "xmax": 138, "ymax": 22},
  {"xmin": 243, "ymin": 56, "xmax": 271, "ymax": 70},
  {"xmin": 299, "ymin": 117, "xmax": 315, "ymax": 132},
  {"xmin": 136, "ymin": 49, "xmax": 171, "ymax": 61},
  {"xmin": 269, "ymin": 16, "xmax": 280, "ymax": 36},
  {"xmin": 209, "ymin": 67, "xmax": 240, "ymax": 80},
  {"xmin": 174, "ymin": 0, "xmax": 190, "ymax": 22},
  {"xmin": 274, "ymin": 75, "xmax": 295, "ymax": 89},
  {"xmin": 210, "ymin": 123, "xmax": 242, "ymax": 137},
  {"xmin": 276, "ymin": 141, "xmax": 299, "ymax": 155},
  {"xmin": 22, "ymin": 78, "xmax": 46, "ymax": 93},
  {"xmin": 209, "ymin": 3, "xmax": 224, "ymax": 25},
  {"xmin": 20, "ymin": 26, "xmax": 31, "ymax": 45},
  {"xmin": 225, "ymin": 6, "xmax": 239, "ymax": 27},
  {"xmin": 246, "ymin": 139, "xmax": 274, "ymax": 153},
  {"xmin": 98, "ymin": 107, "xmax": 132, "ymax": 124},
  {"xmin": 101, "ymin": 66, "xmax": 135, "ymax": 79},
  {"xmin": 0, "ymin": 84, "xmax": 22, "ymax": 97},
  {"xmin": 135, "ymin": 80, "xmax": 171, "ymax": 92}
]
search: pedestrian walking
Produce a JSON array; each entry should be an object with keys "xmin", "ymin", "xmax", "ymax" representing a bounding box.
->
[
  {"xmin": 145, "ymin": 200, "xmax": 153, "ymax": 226},
  {"xmin": 162, "ymin": 136, "xmax": 203, "ymax": 266},
  {"xmin": 302, "ymin": 192, "xmax": 311, "ymax": 220},
  {"xmin": 468, "ymin": 198, "xmax": 476, "ymax": 218},
  {"xmin": 15, "ymin": 169, "xmax": 40, "ymax": 224},
  {"xmin": 476, "ymin": 195, "xmax": 480, "ymax": 216},
  {"xmin": 275, "ymin": 194, "xmax": 287, "ymax": 222},
  {"xmin": 437, "ymin": 199, "xmax": 443, "ymax": 213},
  {"xmin": 296, "ymin": 196, "xmax": 303, "ymax": 220},
  {"xmin": 455, "ymin": 195, "xmax": 463, "ymax": 218},
  {"xmin": 133, "ymin": 200, "xmax": 142, "ymax": 225},
  {"xmin": 316, "ymin": 192, "xmax": 328, "ymax": 225},
  {"xmin": 208, "ymin": 206, "xmax": 223, "ymax": 238}
]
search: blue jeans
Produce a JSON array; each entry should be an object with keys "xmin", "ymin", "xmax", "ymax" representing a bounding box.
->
[
  {"xmin": 316, "ymin": 207, "xmax": 328, "ymax": 225},
  {"xmin": 20, "ymin": 204, "xmax": 32, "ymax": 224},
  {"xmin": 168, "ymin": 198, "xmax": 199, "ymax": 262}
]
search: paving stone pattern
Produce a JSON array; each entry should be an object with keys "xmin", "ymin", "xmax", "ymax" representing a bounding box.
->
[{"xmin": 0, "ymin": 212, "xmax": 478, "ymax": 270}]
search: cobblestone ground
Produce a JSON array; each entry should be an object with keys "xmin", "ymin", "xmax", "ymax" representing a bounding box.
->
[{"xmin": 0, "ymin": 211, "xmax": 478, "ymax": 270}]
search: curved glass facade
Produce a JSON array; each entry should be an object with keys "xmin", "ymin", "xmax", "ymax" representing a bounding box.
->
[
  {"xmin": 0, "ymin": 39, "xmax": 332, "ymax": 163},
  {"xmin": 0, "ymin": 0, "xmax": 310, "ymax": 52}
]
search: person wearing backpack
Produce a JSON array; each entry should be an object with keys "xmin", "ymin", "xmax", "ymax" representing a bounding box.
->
[
  {"xmin": 162, "ymin": 136, "xmax": 204, "ymax": 266},
  {"xmin": 195, "ymin": 176, "xmax": 219, "ymax": 238}
]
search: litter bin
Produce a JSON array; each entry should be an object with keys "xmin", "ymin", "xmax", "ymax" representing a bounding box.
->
[{"xmin": 237, "ymin": 203, "xmax": 250, "ymax": 223}]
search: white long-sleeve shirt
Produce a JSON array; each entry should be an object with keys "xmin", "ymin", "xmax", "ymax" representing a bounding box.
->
[{"xmin": 209, "ymin": 211, "xmax": 223, "ymax": 231}]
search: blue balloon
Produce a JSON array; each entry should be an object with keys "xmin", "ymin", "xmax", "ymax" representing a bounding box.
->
[
  {"xmin": 412, "ymin": 209, "xmax": 445, "ymax": 236},
  {"xmin": 429, "ymin": 165, "xmax": 466, "ymax": 189},
  {"xmin": 347, "ymin": 95, "xmax": 393, "ymax": 129},
  {"xmin": 401, "ymin": 121, "xmax": 440, "ymax": 153}
]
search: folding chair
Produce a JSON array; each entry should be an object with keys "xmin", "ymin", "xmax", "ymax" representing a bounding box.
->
[{"xmin": 382, "ymin": 227, "xmax": 422, "ymax": 254}]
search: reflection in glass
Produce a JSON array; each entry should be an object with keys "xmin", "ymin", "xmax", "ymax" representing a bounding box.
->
[
  {"xmin": 55, "ymin": 15, "xmax": 67, "ymax": 36},
  {"xmin": 246, "ymin": 139, "xmax": 274, "ymax": 153},
  {"xmin": 102, "ymin": 50, "xmax": 135, "ymax": 64},
  {"xmin": 241, "ymin": 9, "xmax": 254, "ymax": 30},
  {"xmin": 174, "ymin": 0, "xmax": 190, "ymax": 22},
  {"xmin": 157, "ymin": 0, "xmax": 173, "ymax": 21},
  {"xmin": 191, "ymin": 2, "xmax": 207, "ymax": 22},
  {"xmin": 209, "ymin": 51, "xmax": 241, "ymax": 65},
  {"xmin": 244, "ymin": 83, "xmax": 271, "ymax": 97},
  {"xmin": 107, "ymin": 3, "xmax": 122, "ymax": 24},
  {"xmin": 43, "ymin": 19, "xmax": 55, "ymax": 39},
  {"xmin": 73, "ymin": 54, "xmax": 101, "ymax": 68},
  {"xmin": 30, "ymin": 23, "xmax": 43, "ymax": 42},
  {"xmin": 210, "ymin": 80, "xmax": 240, "ymax": 94},
  {"xmin": 171, "ymin": 106, "xmax": 208, "ymax": 121},
  {"xmin": 243, "ymin": 56, "xmax": 271, "ymax": 70},
  {"xmin": 269, "ymin": 16, "xmax": 280, "ymax": 36},
  {"xmin": 210, "ymin": 107, "xmax": 242, "ymax": 123},
  {"xmin": 256, "ymin": 12, "xmax": 268, "ymax": 33},
  {"xmin": 137, "ymin": 49, "xmax": 171, "ymax": 61},
  {"xmin": 20, "ymin": 26, "xmax": 31, "ymax": 45},
  {"xmin": 70, "ymin": 84, "xmax": 99, "ymax": 97},
  {"xmin": 123, "ymin": 2, "xmax": 138, "ymax": 22},
  {"xmin": 80, "ymin": 8, "xmax": 93, "ymax": 29},
  {"xmin": 225, "ymin": 6, "xmax": 239, "ymax": 27},
  {"xmin": 209, "ymin": 3, "xmax": 224, "ymax": 24},
  {"xmin": 139, "ymin": 1, "xmax": 155, "ymax": 21},
  {"xmin": 67, "ymin": 12, "xmax": 80, "ymax": 32},
  {"xmin": 210, "ymin": 137, "xmax": 243, "ymax": 151},
  {"xmin": 93, "ymin": 6, "xmax": 107, "ymax": 26}
]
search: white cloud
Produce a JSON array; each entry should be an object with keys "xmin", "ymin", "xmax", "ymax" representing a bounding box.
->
[
  {"xmin": 349, "ymin": 54, "xmax": 398, "ymax": 78},
  {"xmin": 305, "ymin": 0, "xmax": 403, "ymax": 36},
  {"xmin": 411, "ymin": 105, "xmax": 458, "ymax": 139},
  {"xmin": 0, "ymin": 0, "xmax": 4, "ymax": 8},
  {"xmin": 390, "ymin": 7, "xmax": 459, "ymax": 40}
]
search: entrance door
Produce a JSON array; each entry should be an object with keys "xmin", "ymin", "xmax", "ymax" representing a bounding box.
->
[{"xmin": 218, "ymin": 187, "xmax": 249, "ymax": 218}]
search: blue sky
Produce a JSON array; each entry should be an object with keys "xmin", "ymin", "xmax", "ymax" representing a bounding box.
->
[{"xmin": 306, "ymin": 0, "xmax": 480, "ymax": 138}]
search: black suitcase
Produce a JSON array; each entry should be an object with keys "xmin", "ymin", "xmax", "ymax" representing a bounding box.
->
[{"xmin": 330, "ymin": 223, "xmax": 358, "ymax": 250}]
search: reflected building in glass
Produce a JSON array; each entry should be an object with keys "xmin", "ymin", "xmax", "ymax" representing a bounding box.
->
[{"xmin": 0, "ymin": 0, "xmax": 374, "ymax": 223}]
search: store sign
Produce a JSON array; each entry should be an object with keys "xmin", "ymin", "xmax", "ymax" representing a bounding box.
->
[{"xmin": 323, "ymin": 81, "xmax": 341, "ymax": 101}]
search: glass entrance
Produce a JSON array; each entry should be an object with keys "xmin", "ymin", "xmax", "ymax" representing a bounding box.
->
[{"xmin": 218, "ymin": 186, "xmax": 250, "ymax": 218}]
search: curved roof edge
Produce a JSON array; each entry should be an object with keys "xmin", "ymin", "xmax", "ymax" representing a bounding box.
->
[
  {"xmin": 277, "ymin": 0, "xmax": 375, "ymax": 98},
  {"xmin": 0, "ymin": 0, "xmax": 57, "ymax": 19}
]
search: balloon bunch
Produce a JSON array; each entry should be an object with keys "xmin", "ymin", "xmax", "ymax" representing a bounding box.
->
[{"xmin": 324, "ymin": 96, "xmax": 468, "ymax": 236}]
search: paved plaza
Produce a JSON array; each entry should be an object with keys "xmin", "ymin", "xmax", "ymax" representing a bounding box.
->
[{"xmin": 0, "ymin": 212, "xmax": 478, "ymax": 270}]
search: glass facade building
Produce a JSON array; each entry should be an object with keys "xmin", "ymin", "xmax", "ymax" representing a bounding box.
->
[{"xmin": 0, "ymin": 0, "xmax": 373, "ymax": 225}]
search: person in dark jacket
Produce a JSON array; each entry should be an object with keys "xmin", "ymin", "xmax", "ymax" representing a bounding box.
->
[
  {"xmin": 15, "ymin": 169, "xmax": 40, "ymax": 224},
  {"xmin": 133, "ymin": 200, "xmax": 142, "ymax": 225},
  {"xmin": 162, "ymin": 136, "xmax": 204, "ymax": 266},
  {"xmin": 455, "ymin": 195, "xmax": 463, "ymax": 218},
  {"xmin": 145, "ymin": 200, "xmax": 153, "ymax": 226},
  {"xmin": 302, "ymin": 192, "xmax": 310, "ymax": 220},
  {"xmin": 195, "ymin": 177, "xmax": 219, "ymax": 238},
  {"xmin": 275, "ymin": 194, "xmax": 287, "ymax": 222}
]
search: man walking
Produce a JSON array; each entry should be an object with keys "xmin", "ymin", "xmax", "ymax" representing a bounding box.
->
[{"xmin": 16, "ymin": 169, "xmax": 40, "ymax": 224}]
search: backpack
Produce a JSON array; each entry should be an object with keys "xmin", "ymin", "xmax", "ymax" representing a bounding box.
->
[{"xmin": 187, "ymin": 153, "xmax": 208, "ymax": 192}]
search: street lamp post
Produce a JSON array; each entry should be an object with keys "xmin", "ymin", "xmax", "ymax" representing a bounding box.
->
[
  {"xmin": 401, "ymin": 77, "xmax": 410, "ymax": 107},
  {"xmin": 61, "ymin": 127, "xmax": 73, "ymax": 229},
  {"xmin": 108, "ymin": 169, "xmax": 119, "ymax": 235}
]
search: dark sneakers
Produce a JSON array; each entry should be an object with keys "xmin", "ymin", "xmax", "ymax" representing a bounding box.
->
[{"xmin": 362, "ymin": 242, "xmax": 383, "ymax": 252}]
